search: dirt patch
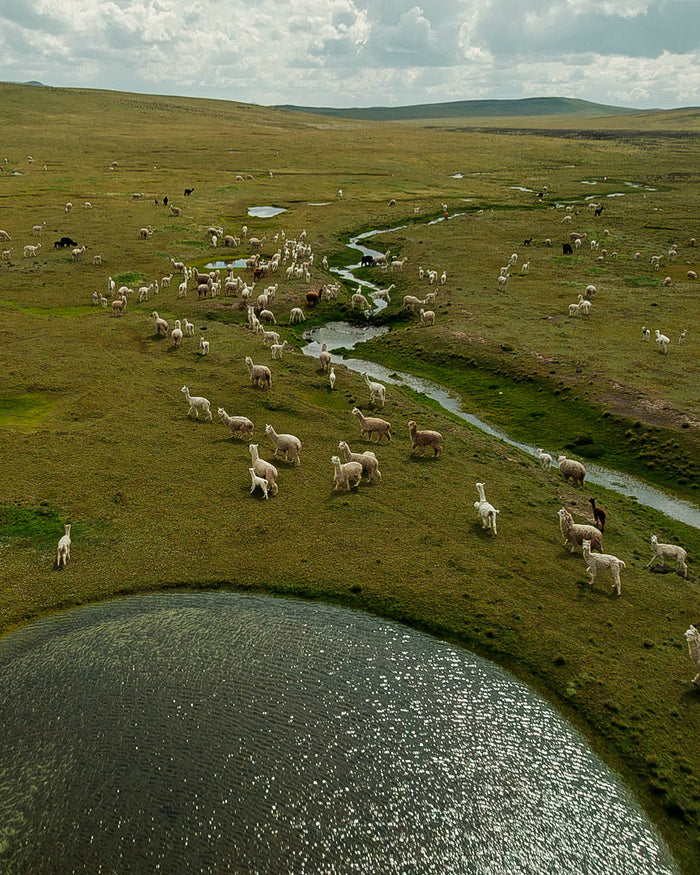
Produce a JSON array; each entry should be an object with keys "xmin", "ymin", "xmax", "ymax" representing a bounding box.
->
[{"xmin": 598, "ymin": 383, "xmax": 698, "ymax": 430}]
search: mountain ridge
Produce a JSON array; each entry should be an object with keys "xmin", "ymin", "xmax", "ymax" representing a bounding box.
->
[{"xmin": 274, "ymin": 96, "xmax": 645, "ymax": 121}]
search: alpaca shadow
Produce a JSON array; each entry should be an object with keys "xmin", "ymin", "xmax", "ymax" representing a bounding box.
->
[{"xmin": 407, "ymin": 453, "xmax": 441, "ymax": 462}]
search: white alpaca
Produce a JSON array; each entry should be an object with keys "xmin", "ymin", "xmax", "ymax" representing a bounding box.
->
[
  {"xmin": 329, "ymin": 366, "xmax": 336, "ymax": 390},
  {"xmin": 331, "ymin": 455, "xmax": 363, "ymax": 491},
  {"xmin": 338, "ymin": 441, "xmax": 381, "ymax": 483},
  {"xmin": 582, "ymin": 540, "xmax": 625, "ymax": 595},
  {"xmin": 474, "ymin": 482, "xmax": 499, "ymax": 535},
  {"xmin": 218, "ymin": 408, "xmax": 254, "ymax": 439},
  {"xmin": 265, "ymin": 423, "xmax": 301, "ymax": 466},
  {"xmin": 151, "ymin": 311, "xmax": 168, "ymax": 336},
  {"xmin": 249, "ymin": 444, "xmax": 279, "ymax": 495},
  {"xmin": 199, "ymin": 336, "xmax": 210, "ymax": 355},
  {"xmin": 684, "ymin": 626, "xmax": 700, "ymax": 686},
  {"xmin": 56, "ymin": 524, "xmax": 71, "ymax": 568},
  {"xmin": 319, "ymin": 343, "xmax": 331, "ymax": 372},
  {"xmin": 363, "ymin": 372, "xmax": 386, "ymax": 407},
  {"xmin": 171, "ymin": 320, "xmax": 183, "ymax": 348},
  {"xmin": 181, "ymin": 386, "xmax": 212, "ymax": 420},
  {"xmin": 249, "ymin": 468, "xmax": 269, "ymax": 500},
  {"xmin": 536, "ymin": 448, "xmax": 552, "ymax": 469},
  {"xmin": 290, "ymin": 307, "xmax": 306, "ymax": 324},
  {"xmin": 270, "ymin": 340, "xmax": 288, "ymax": 360},
  {"xmin": 655, "ymin": 329, "xmax": 670, "ymax": 354},
  {"xmin": 183, "ymin": 318, "xmax": 195, "ymax": 337},
  {"xmin": 647, "ymin": 534, "xmax": 688, "ymax": 578},
  {"xmin": 245, "ymin": 356, "xmax": 272, "ymax": 388}
]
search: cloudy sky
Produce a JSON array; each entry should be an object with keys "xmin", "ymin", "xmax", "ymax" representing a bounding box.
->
[{"xmin": 0, "ymin": 0, "xmax": 698, "ymax": 110}]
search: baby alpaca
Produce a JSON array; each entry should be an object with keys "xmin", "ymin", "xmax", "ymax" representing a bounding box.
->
[
  {"xmin": 56, "ymin": 524, "xmax": 71, "ymax": 568},
  {"xmin": 249, "ymin": 468, "xmax": 269, "ymax": 500},
  {"xmin": 536, "ymin": 448, "xmax": 552, "ymax": 469}
]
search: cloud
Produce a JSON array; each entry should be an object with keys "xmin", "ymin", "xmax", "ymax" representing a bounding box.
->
[{"xmin": 0, "ymin": 0, "xmax": 698, "ymax": 108}]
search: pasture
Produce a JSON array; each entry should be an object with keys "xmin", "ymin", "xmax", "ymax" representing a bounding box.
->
[{"xmin": 0, "ymin": 83, "xmax": 699, "ymax": 869}]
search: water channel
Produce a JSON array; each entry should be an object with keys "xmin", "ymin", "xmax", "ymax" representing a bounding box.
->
[
  {"xmin": 0, "ymin": 592, "xmax": 679, "ymax": 874},
  {"xmin": 301, "ymin": 228, "xmax": 700, "ymax": 530}
]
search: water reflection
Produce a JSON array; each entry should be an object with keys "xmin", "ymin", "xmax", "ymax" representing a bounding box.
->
[{"xmin": 0, "ymin": 593, "xmax": 679, "ymax": 874}]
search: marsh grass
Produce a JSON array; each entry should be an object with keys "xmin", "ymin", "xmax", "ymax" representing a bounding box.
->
[{"xmin": 0, "ymin": 83, "xmax": 699, "ymax": 869}]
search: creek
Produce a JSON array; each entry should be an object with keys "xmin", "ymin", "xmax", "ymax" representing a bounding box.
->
[{"xmin": 302, "ymin": 228, "xmax": 700, "ymax": 530}]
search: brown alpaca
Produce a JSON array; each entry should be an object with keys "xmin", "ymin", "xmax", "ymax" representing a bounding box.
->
[{"xmin": 589, "ymin": 497, "xmax": 606, "ymax": 532}]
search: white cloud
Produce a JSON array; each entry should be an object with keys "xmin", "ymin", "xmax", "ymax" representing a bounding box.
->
[{"xmin": 0, "ymin": 0, "xmax": 697, "ymax": 108}]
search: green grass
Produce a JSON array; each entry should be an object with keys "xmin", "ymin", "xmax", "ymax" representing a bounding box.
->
[{"xmin": 0, "ymin": 82, "xmax": 699, "ymax": 871}]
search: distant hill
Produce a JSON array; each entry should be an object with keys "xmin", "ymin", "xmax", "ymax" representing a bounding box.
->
[{"xmin": 274, "ymin": 97, "xmax": 643, "ymax": 122}]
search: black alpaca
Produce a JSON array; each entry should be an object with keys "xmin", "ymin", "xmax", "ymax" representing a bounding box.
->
[{"xmin": 589, "ymin": 497, "xmax": 606, "ymax": 532}]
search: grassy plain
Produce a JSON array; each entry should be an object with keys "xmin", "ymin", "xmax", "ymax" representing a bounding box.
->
[{"xmin": 0, "ymin": 83, "xmax": 699, "ymax": 869}]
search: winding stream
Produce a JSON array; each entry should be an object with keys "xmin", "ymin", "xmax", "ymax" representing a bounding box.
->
[{"xmin": 302, "ymin": 229, "xmax": 700, "ymax": 530}]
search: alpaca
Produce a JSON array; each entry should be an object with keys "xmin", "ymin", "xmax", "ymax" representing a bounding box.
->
[
  {"xmin": 684, "ymin": 626, "xmax": 700, "ymax": 686},
  {"xmin": 249, "ymin": 468, "xmax": 269, "ymax": 500},
  {"xmin": 265, "ymin": 423, "xmax": 301, "ymax": 466},
  {"xmin": 474, "ymin": 482, "xmax": 499, "ymax": 535},
  {"xmin": 363, "ymin": 372, "xmax": 386, "ymax": 407},
  {"xmin": 589, "ymin": 498, "xmax": 606, "ymax": 533},
  {"xmin": 557, "ymin": 507, "xmax": 602, "ymax": 554},
  {"xmin": 249, "ymin": 444, "xmax": 279, "ymax": 495},
  {"xmin": 408, "ymin": 421, "xmax": 443, "ymax": 457},
  {"xmin": 351, "ymin": 407, "xmax": 392, "ymax": 443},
  {"xmin": 558, "ymin": 456, "xmax": 586, "ymax": 487},
  {"xmin": 331, "ymin": 455, "xmax": 363, "ymax": 491},
  {"xmin": 338, "ymin": 441, "xmax": 381, "ymax": 483},
  {"xmin": 56, "ymin": 524, "xmax": 71, "ymax": 568},
  {"xmin": 582, "ymin": 540, "xmax": 625, "ymax": 596},
  {"xmin": 536, "ymin": 448, "xmax": 552, "ymax": 470},
  {"xmin": 181, "ymin": 386, "xmax": 212, "ymax": 420},
  {"xmin": 647, "ymin": 535, "xmax": 688, "ymax": 578}
]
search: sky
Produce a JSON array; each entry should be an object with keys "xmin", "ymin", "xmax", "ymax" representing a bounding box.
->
[{"xmin": 0, "ymin": 0, "xmax": 698, "ymax": 110}]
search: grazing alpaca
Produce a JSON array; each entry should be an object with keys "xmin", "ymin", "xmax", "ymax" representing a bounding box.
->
[
  {"xmin": 557, "ymin": 455, "xmax": 586, "ymax": 487},
  {"xmin": 684, "ymin": 626, "xmax": 700, "ymax": 686},
  {"xmin": 589, "ymin": 497, "xmax": 606, "ymax": 532},
  {"xmin": 56, "ymin": 524, "xmax": 71, "ymax": 568}
]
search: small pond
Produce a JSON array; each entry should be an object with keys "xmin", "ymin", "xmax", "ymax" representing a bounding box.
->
[
  {"xmin": 0, "ymin": 592, "xmax": 679, "ymax": 874},
  {"xmin": 248, "ymin": 206, "xmax": 287, "ymax": 218}
]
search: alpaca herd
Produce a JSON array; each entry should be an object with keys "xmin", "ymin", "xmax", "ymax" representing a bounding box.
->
[{"xmin": 18, "ymin": 174, "xmax": 691, "ymax": 686}]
